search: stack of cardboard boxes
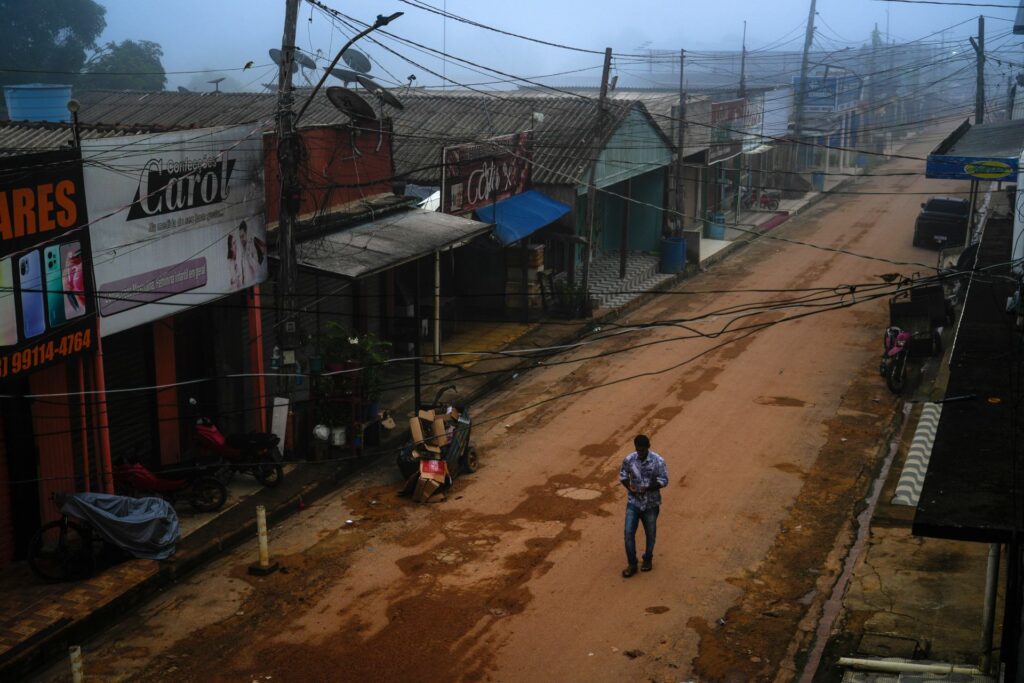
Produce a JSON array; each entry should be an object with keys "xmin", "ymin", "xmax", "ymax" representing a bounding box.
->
[{"xmin": 505, "ymin": 244, "xmax": 545, "ymax": 309}]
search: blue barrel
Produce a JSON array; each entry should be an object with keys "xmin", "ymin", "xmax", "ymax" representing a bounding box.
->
[
  {"xmin": 4, "ymin": 83, "xmax": 72, "ymax": 122},
  {"xmin": 659, "ymin": 237, "xmax": 686, "ymax": 274},
  {"xmin": 705, "ymin": 211, "xmax": 726, "ymax": 240}
]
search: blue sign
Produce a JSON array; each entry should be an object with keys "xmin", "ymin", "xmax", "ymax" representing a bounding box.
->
[{"xmin": 926, "ymin": 154, "xmax": 1019, "ymax": 180}]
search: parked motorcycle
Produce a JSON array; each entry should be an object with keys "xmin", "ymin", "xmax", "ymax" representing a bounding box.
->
[
  {"xmin": 880, "ymin": 325, "xmax": 912, "ymax": 394},
  {"xmin": 187, "ymin": 398, "xmax": 284, "ymax": 487},
  {"xmin": 741, "ymin": 188, "xmax": 781, "ymax": 211},
  {"xmin": 114, "ymin": 459, "xmax": 228, "ymax": 513},
  {"xmin": 396, "ymin": 385, "xmax": 478, "ymax": 502}
]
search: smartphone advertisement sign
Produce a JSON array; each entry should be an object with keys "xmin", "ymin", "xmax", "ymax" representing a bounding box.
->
[
  {"xmin": 82, "ymin": 125, "xmax": 267, "ymax": 336},
  {"xmin": 0, "ymin": 150, "xmax": 96, "ymax": 380}
]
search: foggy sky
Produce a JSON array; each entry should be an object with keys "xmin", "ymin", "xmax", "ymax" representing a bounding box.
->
[{"xmin": 95, "ymin": 0, "xmax": 1016, "ymax": 91}]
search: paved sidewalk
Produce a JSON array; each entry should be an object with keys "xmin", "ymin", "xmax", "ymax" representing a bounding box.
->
[{"xmin": 0, "ymin": 181, "xmax": 842, "ymax": 680}]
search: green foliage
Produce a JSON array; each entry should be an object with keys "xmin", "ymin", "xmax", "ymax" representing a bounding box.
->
[
  {"xmin": 318, "ymin": 322, "xmax": 391, "ymax": 401},
  {"xmin": 81, "ymin": 40, "xmax": 166, "ymax": 91},
  {"xmin": 0, "ymin": 0, "xmax": 107, "ymax": 88}
]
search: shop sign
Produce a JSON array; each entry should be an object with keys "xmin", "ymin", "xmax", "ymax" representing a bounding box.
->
[
  {"xmin": 83, "ymin": 125, "xmax": 267, "ymax": 336},
  {"xmin": 443, "ymin": 132, "xmax": 531, "ymax": 214},
  {"xmin": 0, "ymin": 150, "xmax": 96, "ymax": 380}
]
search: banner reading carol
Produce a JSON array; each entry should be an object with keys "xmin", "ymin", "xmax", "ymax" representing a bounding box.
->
[{"xmin": 82, "ymin": 125, "xmax": 267, "ymax": 337}]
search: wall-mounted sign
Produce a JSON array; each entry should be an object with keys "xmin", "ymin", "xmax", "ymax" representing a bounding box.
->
[
  {"xmin": 442, "ymin": 132, "xmax": 531, "ymax": 214},
  {"xmin": 83, "ymin": 125, "xmax": 267, "ymax": 336},
  {"xmin": 927, "ymin": 154, "xmax": 1019, "ymax": 181},
  {"xmin": 0, "ymin": 150, "xmax": 96, "ymax": 380},
  {"xmin": 964, "ymin": 160, "xmax": 1013, "ymax": 180}
]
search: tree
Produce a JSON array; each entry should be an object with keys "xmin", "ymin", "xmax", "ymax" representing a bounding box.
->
[
  {"xmin": 0, "ymin": 0, "xmax": 107, "ymax": 87},
  {"xmin": 81, "ymin": 40, "xmax": 166, "ymax": 91}
]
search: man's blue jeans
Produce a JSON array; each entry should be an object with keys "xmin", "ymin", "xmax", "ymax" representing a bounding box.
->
[{"xmin": 624, "ymin": 503, "xmax": 659, "ymax": 567}]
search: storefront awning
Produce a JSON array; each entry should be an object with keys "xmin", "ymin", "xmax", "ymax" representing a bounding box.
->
[
  {"xmin": 295, "ymin": 208, "xmax": 492, "ymax": 279},
  {"xmin": 473, "ymin": 190, "xmax": 571, "ymax": 246},
  {"xmin": 926, "ymin": 118, "xmax": 1024, "ymax": 180}
]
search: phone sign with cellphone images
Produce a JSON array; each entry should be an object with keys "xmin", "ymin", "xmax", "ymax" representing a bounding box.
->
[{"xmin": 0, "ymin": 150, "xmax": 96, "ymax": 380}]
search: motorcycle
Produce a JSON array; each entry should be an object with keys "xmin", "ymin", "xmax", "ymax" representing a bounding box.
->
[
  {"xmin": 114, "ymin": 459, "xmax": 228, "ymax": 513},
  {"xmin": 741, "ymin": 188, "xmax": 781, "ymax": 211},
  {"xmin": 187, "ymin": 398, "xmax": 284, "ymax": 487},
  {"xmin": 396, "ymin": 385, "xmax": 478, "ymax": 502},
  {"xmin": 880, "ymin": 325, "xmax": 912, "ymax": 394}
]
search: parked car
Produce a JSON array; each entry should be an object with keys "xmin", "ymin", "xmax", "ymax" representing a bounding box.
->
[{"xmin": 913, "ymin": 196, "xmax": 970, "ymax": 249}]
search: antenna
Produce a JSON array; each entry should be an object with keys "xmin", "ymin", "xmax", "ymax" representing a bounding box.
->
[
  {"xmin": 356, "ymin": 74, "xmax": 404, "ymax": 110},
  {"xmin": 207, "ymin": 77, "xmax": 226, "ymax": 93},
  {"xmin": 294, "ymin": 51, "xmax": 317, "ymax": 70},
  {"xmin": 325, "ymin": 86, "xmax": 377, "ymax": 121},
  {"xmin": 341, "ymin": 48, "xmax": 372, "ymax": 74},
  {"xmin": 268, "ymin": 48, "xmax": 298, "ymax": 74},
  {"xmin": 328, "ymin": 67, "xmax": 360, "ymax": 87}
]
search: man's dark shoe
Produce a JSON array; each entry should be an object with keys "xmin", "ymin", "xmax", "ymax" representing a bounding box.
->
[
  {"xmin": 641, "ymin": 559, "xmax": 653, "ymax": 572},
  {"xmin": 622, "ymin": 564, "xmax": 638, "ymax": 578}
]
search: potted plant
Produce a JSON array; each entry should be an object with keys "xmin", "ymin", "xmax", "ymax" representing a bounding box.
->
[{"xmin": 317, "ymin": 322, "xmax": 391, "ymax": 421}]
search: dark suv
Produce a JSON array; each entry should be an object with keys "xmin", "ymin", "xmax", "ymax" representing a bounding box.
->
[{"xmin": 913, "ymin": 196, "xmax": 970, "ymax": 249}]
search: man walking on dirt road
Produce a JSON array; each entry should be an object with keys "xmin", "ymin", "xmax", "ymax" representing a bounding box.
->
[{"xmin": 619, "ymin": 434, "xmax": 669, "ymax": 578}]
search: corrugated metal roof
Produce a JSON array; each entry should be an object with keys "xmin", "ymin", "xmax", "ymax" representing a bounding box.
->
[
  {"xmin": 0, "ymin": 121, "xmax": 150, "ymax": 157},
  {"xmin": 67, "ymin": 89, "xmax": 672, "ymax": 187},
  {"xmin": 296, "ymin": 207, "xmax": 492, "ymax": 279}
]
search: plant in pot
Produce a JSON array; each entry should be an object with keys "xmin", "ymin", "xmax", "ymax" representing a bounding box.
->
[
  {"xmin": 552, "ymin": 277, "xmax": 587, "ymax": 319},
  {"xmin": 317, "ymin": 322, "xmax": 391, "ymax": 424}
]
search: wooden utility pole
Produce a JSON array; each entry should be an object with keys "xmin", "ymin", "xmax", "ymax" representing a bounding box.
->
[
  {"xmin": 276, "ymin": 0, "xmax": 300, "ymax": 350},
  {"xmin": 793, "ymin": 0, "xmax": 817, "ymax": 169},
  {"xmin": 676, "ymin": 49, "xmax": 686, "ymax": 232},
  {"xmin": 738, "ymin": 21, "xmax": 748, "ymax": 99},
  {"xmin": 970, "ymin": 15, "xmax": 985, "ymax": 124},
  {"xmin": 580, "ymin": 47, "xmax": 612, "ymax": 313}
]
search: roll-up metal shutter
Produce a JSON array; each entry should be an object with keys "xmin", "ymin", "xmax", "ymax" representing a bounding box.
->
[{"xmin": 102, "ymin": 325, "xmax": 157, "ymax": 466}]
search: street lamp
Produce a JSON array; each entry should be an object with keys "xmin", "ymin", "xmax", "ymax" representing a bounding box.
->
[{"xmin": 295, "ymin": 12, "xmax": 403, "ymax": 123}]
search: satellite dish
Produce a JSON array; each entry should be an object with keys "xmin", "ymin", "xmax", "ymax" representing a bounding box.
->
[
  {"xmin": 341, "ymin": 48, "xmax": 372, "ymax": 74},
  {"xmin": 329, "ymin": 67, "xmax": 360, "ymax": 86},
  {"xmin": 295, "ymin": 50, "xmax": 317, "ymax": 70},
  {"xmin": 356, "ymin": 74, "xmax": 404, "ymax": 110},
  {"xmin": 326, "ymin": 87, "xmax": 377, "ymax": 121},
  {"xmin": 177, "ymin": 86, "xmax": 191, "ymax": 93},
  {"xmin": 268, "ymin": 48, "xmax": 298, "ymax": 74}
]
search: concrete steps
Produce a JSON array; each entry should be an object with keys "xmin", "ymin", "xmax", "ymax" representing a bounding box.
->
[{"xmin": 575, "ymin": 251, "xmax": 675, "ymax": 309}]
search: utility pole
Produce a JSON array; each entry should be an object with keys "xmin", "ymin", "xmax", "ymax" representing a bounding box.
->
[
  {"xmin": 738, "ymin": 21, "xmax": 748, "ymax": 99},
  {"xmin": 275, "ymin": 0, "xmax": 300, "ymax": 356},
  {"xmin": 580, "ymin": 47, "xmax": 612, "ymax": 315},
  {"xmin": 793, "ymin": 0, "xmax": 817, "ymax": 170},
  {"xmin": 970, "ymin": 15, "xmax": 985, "ymax": 124},
  {"xmin": 676, "ymin": 48, "xmax": 686, "ymax": 231}
]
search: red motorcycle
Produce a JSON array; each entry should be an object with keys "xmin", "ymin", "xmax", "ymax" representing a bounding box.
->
[
  {"xmin": 741, "ymin": 188, "xmax": 781, "ymax": 211},
  {"xmin": 114, "ymin": 460, "xmax": 227, "ymax": 513},
  {"xmin": 187, "ymin": 398, "xmax": 284, "ymax": 487}
]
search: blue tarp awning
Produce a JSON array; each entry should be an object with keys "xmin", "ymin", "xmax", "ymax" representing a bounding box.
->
[{"xmin": 474, "ymin": 190, "xmax": 571, "ymax": 245}]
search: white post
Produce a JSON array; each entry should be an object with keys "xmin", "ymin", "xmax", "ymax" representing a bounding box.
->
[
  {"xmin": 69, "ymin": 646, "xmax": 84, "ymax": 683},
  {"xmin": 256, "ymin": 504, "xmax": 270, "ymax": 568},
  {"xmin": 248, "ymin": 505, "xmax": 278, "ymax": 575}
]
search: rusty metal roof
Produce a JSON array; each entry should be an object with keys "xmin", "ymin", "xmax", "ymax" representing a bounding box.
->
[{"xmin": 66, "ymin": 89, "xmax": 666, "ymax": 187}]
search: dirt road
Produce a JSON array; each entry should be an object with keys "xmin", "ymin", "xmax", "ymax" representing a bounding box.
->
[{"xmin": 41, "ymin": 133, "xmax": 970, "ymax": 682}]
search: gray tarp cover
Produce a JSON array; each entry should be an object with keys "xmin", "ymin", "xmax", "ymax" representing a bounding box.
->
[{"xmin": 59, "ymin": 492, "xmax": 180, "ymax": 560}]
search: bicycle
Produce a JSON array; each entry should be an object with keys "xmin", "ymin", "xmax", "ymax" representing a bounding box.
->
[{"xmin": 27, "ymin": 493, "xmax": 102, "ymax": 582}]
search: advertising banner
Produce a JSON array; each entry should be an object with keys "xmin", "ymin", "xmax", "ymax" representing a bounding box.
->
[
  {"xmin": 442, "ymin": 132, "xmax": 531, "ymax": 214},
  {"xmin": 793, "ymin": 76, "xmax": 862, "ymax": 113},
  {"xmin": 709, "ymin": 99, "xmax": 745, "ymax": 163},
  {"xmin": 82, "ymin": 125, "xmax": 267, "ymax": 336},
  {"xmin": 0, "ymin": 150, "xmax": 96, "ymax": 381}
]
